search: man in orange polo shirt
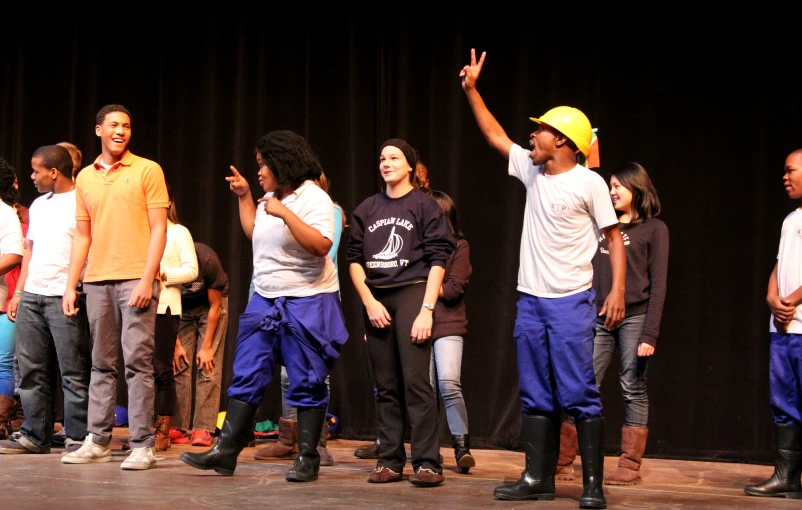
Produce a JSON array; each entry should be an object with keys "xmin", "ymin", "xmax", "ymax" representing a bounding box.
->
[{"xmin": 61, "ymin": 104, "xmax": 168, "ymax": 470}]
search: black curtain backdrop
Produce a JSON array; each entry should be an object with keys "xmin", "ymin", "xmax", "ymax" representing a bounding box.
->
[{"xmin": 2, "ymin": 11, "xmax": 800, "ymax": 464}]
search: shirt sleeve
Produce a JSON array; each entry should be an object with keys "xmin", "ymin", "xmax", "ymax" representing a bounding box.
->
[
  {"xmin": 205, "ymin": 252, "xmax": 229, "ymax": 291},
  {"xmin": 162, "ymin": 225, "xmax": 199, "ymax": 285},
  {"xmin": 143, "ymin": 162, "xmax": 169, "ymax": 209},
  {"xmin": 75, "ymin": 175, "xmax": 89, "ymax": 221},
  {"xmin": 588, "ymin": 171, "xmax": 618, "ymax": 230},
  {"xmin": 508, "ymin": 144, "xmax": 535, "ymax": 184},
  {"xmin": 329, "ymin": 204, "xmax": 343, "ymax": 262},
  {"xmin": 0, "ymin": 209, "xmax": 23, "ymax": 256},
  {"xmin": 298, "ymin": 187, "xmax": 334, "ymax": 242},
  {"xmin": 440, "ymin": 239, "xmax": 472, "ymax": 301},
  {"xmin": 421, "ymin": 199, "xmax": 456, "ymax": 268},
  {"xmin": 346, "ymin": 203, "xmax": 366, "ymax": 265},
  {"xmin": 25, "ymin": 200, "xmax": 37, "ymax": 243},
  {"xmin": 639, "ymin": 220, "xmax": 670, "ymax": 346}
]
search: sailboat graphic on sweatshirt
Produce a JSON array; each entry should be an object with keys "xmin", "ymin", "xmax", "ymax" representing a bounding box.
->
[{"xmin": 373, "ymin": 226, "xmax": 403, "ymax": 260}]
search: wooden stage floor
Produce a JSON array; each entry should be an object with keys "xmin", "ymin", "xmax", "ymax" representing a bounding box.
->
[{"xmin": 0, "ymin": 428, "xmax": 797, "ymax": 509}]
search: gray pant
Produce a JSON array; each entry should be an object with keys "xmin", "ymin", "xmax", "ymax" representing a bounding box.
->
[
  {"xmin": 173, "ymin": 297, "xmax": 228, "ymax": 432},
  {"xmin": 85, "ymin": 280, "xmax": 159, "ymax": 448}
]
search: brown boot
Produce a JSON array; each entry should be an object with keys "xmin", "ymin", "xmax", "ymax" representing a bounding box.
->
[
  {"xmin": 254, "ymin": 417, "xmax": 297, "ymax": 460},
  {"xmin": 604, "ymin": 426, "xmax": 648, "ymax": 485},
  {"xmin": 154, "ymin": 415, "xmax": 172, "ymax": 451},
  {"xmin": 555, "ymin": 421, "xmax": 578, "ymax": 480},
  {"xmin": 317, "ymin": 420, "xmax": 334, "ymax": 466},
  {"xmin": 0, "ymin": 395, "xmax": 15, "ymax": 440},
  {"xmin": 9, "ymin": 396, "xmax": 23, "ymax": 432}
]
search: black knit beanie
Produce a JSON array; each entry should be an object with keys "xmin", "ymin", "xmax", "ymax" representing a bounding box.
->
[{"xmin": 380, "ymin": 138, "xmax": 418, "ymax": 171}]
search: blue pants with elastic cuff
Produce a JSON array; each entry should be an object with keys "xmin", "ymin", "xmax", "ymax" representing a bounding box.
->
[
  {"xmin": 514, "ymin": 290, "xmax": 602, "ymax": 420},
  {"xmin": 770, "ymin": 332, "xmax": 802, "ymax": 424}
]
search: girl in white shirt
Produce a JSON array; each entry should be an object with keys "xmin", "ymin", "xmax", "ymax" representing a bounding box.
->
[{"xmin": 151, "ymin": 185, "xmax": 198, "ymax": 451}]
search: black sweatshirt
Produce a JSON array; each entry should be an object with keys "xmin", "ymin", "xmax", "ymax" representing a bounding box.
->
[
  {"xmin": 347, "ymin": 188, "xmax": 455, "ymax": 288},
  {"xmin": 592, "ymin": 218, "xmax": 669, "ymax": 346},
  {"xmin": 432, "ymin": 238, "xmax": 471, "ymax": 339}
]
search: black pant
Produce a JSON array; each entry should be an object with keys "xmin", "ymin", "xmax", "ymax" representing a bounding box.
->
[
  {"xmin": 153, "ymin": 309, "xmax": 179, "ymax": 416},
  {"xmin": 364, "ymin": 283, "xmax": 441, "ymax": 474}
]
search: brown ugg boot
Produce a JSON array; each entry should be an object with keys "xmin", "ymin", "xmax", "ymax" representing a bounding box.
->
[
  {"xmin": 154, "ymin": 415, "xmax": 173, "ymax": 451},
  {"xmin": 9, "ymin": 396, "xmax": 23, "ymax": 432},
  {"xmin": 555, "ymin": 421, "xmax": 578, "ymax": 480},
  {"xmin": 317, "ymin": 420, "xmax": 334, "ymax": 466},
  {"xmin": 253, "ymin": 417, "xmax": 297, "ymax": 460},
  {"xmin": 0, "ymin": 395, "xmax": 15, "ymax": 439},
  {"xmin": 604, "ymin": 426, "xmax": 648, "ymax": 485}
]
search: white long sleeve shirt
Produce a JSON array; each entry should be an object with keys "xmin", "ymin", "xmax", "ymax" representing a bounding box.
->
[{"xmin": 158, "ymin": 221, "xmax": 198, "ymax": 315}]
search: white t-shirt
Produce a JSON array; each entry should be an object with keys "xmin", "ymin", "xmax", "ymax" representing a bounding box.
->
[
  {"xmin": 509, "ymin": 143, "xmax": 618, "ymax": 297},
  {"xmin": 252, "ymin": 180, "xmax": 339, "ymax": 298},
  {"xmin": 771, "ymin": 209, "xmax": 802, "ymax": 334},
  {"xmin": 0, "ymin": 201, "xmax": 24, "ymax": 308},
  {"xmin": 25, "ymin": 191, "xmax": 76, "ymax": 296}
]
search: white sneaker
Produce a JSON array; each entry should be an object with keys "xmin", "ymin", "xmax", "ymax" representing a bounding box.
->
[
  {"xmin": 120, "ymin": 446, "xmax": 156, "ymax": 470},
  {"xmin": 61, "ymin": 433, "xmax": 112, "ymax": 464}
]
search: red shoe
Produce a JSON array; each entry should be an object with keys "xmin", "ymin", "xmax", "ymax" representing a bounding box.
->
[
  {"xmin": 190, "ymin": 429, "xmax": 212, "ymax": 447},
  {"xmin": 169, "ymin": 428, "xmax": 189, "ymax": 444}
]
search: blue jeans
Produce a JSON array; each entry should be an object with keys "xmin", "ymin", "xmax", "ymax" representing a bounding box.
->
[
  {"xmin": 0, "ymin": 313, "xmax": 14, "ymax": 396},
  {"xmin": 16, "ymin": 293, "xmax": 91, "ymax": 446},
  {"xmin": 593, "ymin": 314, "xmax": 649, "ymax": 427},
  {"xmin": 430, "ymin": 335, "xmax": 469, "ymax": 435}
]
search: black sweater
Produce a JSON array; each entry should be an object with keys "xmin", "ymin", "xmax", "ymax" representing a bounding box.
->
[
  {"xmin": 592, "ymin": 218, "xmax": 669, "ymax": 346},
  {"xmin": 433, "ymin": 238, "xmax": 471, "ymax": 339},
  {"xmin": 347, "ymin": 188, "xmax": 455, "ymax": 288}
]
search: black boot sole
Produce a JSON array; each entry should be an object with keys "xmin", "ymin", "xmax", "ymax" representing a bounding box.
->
[
  {"xmin": 285, "ymin": 471, "xmax": 319, "ymax": 482},
  {"xmin": 579, "ymin": 497, "xmax": 607, "ymax": 509},
  {"xmin": 744, "ymin": 488, "xmax": 802, "ymax": 498},
  {"xmin": 179, "ymin": 452, "xmax": 234, "ymax": 476},
  {"xmin": 493, "ymin": 490, "xmax": 554, "ymax": 501}
]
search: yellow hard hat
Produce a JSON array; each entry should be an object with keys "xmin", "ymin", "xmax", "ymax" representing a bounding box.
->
[{"xmin": 530, "ymin": 106, "xmax": 593, "ymax": 156}]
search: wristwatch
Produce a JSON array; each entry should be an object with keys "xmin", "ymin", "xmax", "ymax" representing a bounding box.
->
[{"xmin": 421, "ymin": 303, "xmax": 435, "ymax": 311}]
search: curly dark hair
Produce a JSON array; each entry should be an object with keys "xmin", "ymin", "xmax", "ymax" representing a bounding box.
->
[
  {"xmin": 96, "ymin": 104, "xmax": 132, "ymax": 126},
  {"xmin": 0, "ymin": 157, "xmax": 20, "ymax": 206},
  {"xmin": 254, "ymin": 130, "xmax": 323, "ymax": 190}
]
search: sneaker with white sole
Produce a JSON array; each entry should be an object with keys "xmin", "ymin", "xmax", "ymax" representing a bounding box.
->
[
  {"xmin": 121, "ymin": 446, "xmax": 156, "ymax": 470},
  {"xmin": 61, "ymin": 433, "xmax": 111, "ymax": 464}
]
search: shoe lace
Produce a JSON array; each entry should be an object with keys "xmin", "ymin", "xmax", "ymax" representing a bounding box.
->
[
  {"xmin": 72, "ymin": 439, "xmax": 99, "ymax": 456},
  {"xmin": 416, "ymin": 468, "xmax": 436, "ymax": 475}
]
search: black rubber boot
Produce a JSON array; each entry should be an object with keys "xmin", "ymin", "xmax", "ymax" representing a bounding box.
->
[
  {"xmin": 179, "ymin": 399, "xmax": 257, "ymax": 476},
  {"xmin": 453, "ymin": 434, "xmax": 476, "ymax": 474},
  {"xmin": 493, "ymin": 415, "xmax": 557, "ymax": 501},
  {"xmin": 577, "ymin": 418, "xmax": 607, "ymax": 509},
  {"xmin": 744, "ymin": 422, "xmax": 802, "ymax": 498},
  {"xmin": 286, "ymin": 407, "xmax": 326, "ymax": 482}
]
